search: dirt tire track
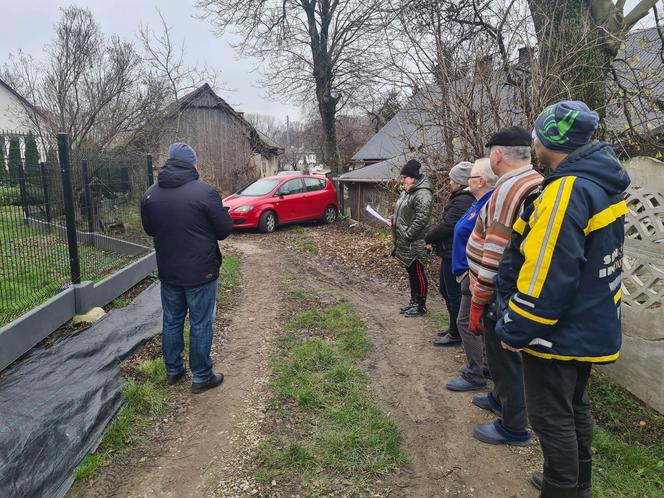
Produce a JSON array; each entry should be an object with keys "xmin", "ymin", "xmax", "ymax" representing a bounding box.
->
[{"xmin": 291, "ymin": 245, "xmax": 541, "ymax": 498}]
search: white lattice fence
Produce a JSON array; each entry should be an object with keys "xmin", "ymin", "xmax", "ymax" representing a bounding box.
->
[
  {"xmin": 622, "ymin": 186, "xmax": 664, "ymax": 311},
  {"xmin": 604, "ymin": 157, "xmax": 664, "ymax": 414}
]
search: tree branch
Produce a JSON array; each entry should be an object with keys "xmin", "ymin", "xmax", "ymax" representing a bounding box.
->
[{"xmin": 624, "ymin": 0, "xmax": 658, "ymax": 29}]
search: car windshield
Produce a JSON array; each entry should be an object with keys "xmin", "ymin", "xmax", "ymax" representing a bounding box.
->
[{"xmin": 236, "ymin": 178, "xmax": 281, "ymax": 196}]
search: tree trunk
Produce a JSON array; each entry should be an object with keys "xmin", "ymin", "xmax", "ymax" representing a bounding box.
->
[
  {"xmin": 528, "ymin": 0, "xmax": 614, "ymax": 113},
  {"xmin": 318, "ymin": 94, "xmax": 342, "ymax": 175}
]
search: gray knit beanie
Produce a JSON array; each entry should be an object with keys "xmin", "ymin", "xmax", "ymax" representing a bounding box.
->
[{"xmin": 449, "ymin": 161, "xmax": 473, "ymax": 186}]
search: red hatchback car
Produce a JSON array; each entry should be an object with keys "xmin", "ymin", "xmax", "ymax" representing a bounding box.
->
[{"xmin": 223, "ymin": 174, "xmax": 338, "ymax": 233}]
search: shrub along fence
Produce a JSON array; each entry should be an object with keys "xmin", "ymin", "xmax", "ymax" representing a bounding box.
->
[{"xmin": 0, "ymin": 131, "xmax": 157, "ymax": 371}]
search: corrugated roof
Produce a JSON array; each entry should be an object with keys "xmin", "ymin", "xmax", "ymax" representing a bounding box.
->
[
  {"xmin": 351, "ymin": 91, "xmax": 444, "ymax": 162},
  {"xmin": 336, "ymin": 154, "xmax": 409, "ymax": 182}
]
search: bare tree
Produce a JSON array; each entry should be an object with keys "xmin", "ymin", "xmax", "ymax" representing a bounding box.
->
[
  {"xmin": 196, "ymin": 0, "xmax": 387, "ymax": 175},
  {"xmin": 381, "ymin": 0, "xmax": 663, "ymax": 169},
  {"xmin": 526, "ymin": 0, "xmax": 658, "ymax": 111},
  {"xmin": 2, "ymin": 6, "xmax": 162, "ymax": 156},
  {"xmin": 138, "ymin": 9, "xmax": 220, "ymax": 104}
]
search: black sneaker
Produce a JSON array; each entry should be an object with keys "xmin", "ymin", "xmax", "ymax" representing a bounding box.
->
[
  {"xmin": 400, "ymin": 301, "xmax": 416, "ymax": 314},
  {"xmin": 191, "ymin": 373, "xmax": 225, "ymax": 394},
  {"xmin": 403, "ymin": 305, "xmax": 427, "ymax": 317},
  {"xmin": 166, "ymin": 369, "xmax": 185, "ymax": 386}
]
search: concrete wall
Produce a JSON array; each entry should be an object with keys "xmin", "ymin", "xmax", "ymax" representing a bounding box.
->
[
  {"xmin": 603, "ymin": 156, "xmax": 664, "ymax": 414},
  {"xmin": 0, "ymin": 252, "xmax": 156, "ymax": 372}
]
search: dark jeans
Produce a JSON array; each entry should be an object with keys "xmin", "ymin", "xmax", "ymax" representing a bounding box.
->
[
  {"xmin": 160, "ymin": 279, "xmax": 218, "ymax": 384},
  {"xmin": 523, "ymin": 354, "xmax": 593, "ymax": 490},
  {"xmin": 405, "ymin": 260, "xmax": 428, "ymax": 305},
  {"xmin": 484, "ymin": 321, "xmax": 528, "ymax": 432},
  {"xmin": 439, "ymin": 258, "xmax": 461, "ymax": 334}
]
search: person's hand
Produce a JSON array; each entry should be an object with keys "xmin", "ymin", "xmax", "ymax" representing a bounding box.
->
[
  {"xmin": 501, "ymin": 341, "xmax": 522, "ymax": 353},
  {"xmin": 387, "ymin": 219, "xmax": 392, "ymax": 227},
  {"xmin": 469, "ymin": 301, "xmax": 486, "ymax": 334},
  {"xmin": 425, "ymin": 243, "xmax": 432, "ymax": 250}
]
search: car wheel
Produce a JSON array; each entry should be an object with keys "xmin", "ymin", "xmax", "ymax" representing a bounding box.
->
[
  {"xmin": 258, "ymin": 210, "xmax": 277, "ymax": 233},
  {"xmin": 323, "ymin": 205, "xmax": 337, "ymax": 224}
]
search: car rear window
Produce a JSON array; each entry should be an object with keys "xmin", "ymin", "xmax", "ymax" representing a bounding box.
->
[
  {"xmin": 237, "ymin": 178, "xmax": 281, "ymax": 196},
  {"xmin": 304, "ymin": 178, "xmax": 326, "ymax": 192}
]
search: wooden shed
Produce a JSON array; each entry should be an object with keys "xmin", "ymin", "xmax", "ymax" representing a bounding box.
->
[
  {"xmin": 145, "ymin": 84, "xmax": 283, "ymax": 195},
  {"xmin": 336, "ymin": 155, "xmax": 407, "ymax": 224}
]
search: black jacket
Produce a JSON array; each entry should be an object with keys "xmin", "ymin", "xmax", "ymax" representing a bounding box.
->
[
  {"xmin": 425, "ymin": 187, "xmax": 474, "ymax": 259},
  {"xmin": 140, "ymin": 159, "xmax": 233, "ymax": 287}
]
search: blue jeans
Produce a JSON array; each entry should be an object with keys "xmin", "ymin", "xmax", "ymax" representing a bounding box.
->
[{"xmin": 160, "ymin": 279, "xmax": 218, "ymax": 384}]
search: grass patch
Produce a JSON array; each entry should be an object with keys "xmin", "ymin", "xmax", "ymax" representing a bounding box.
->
[
  {"xmin": 593, "ymin": 427, "xmax": 664, "ymax": 497},
  {"xmin": 285, "ymin": 287, "xmax": 307, "ymax": 301},
  {"xmin": 221, "ymin": 254, "xmax": 241, "ymax": 289},
  {"xmin": 0, "ymin": 206, "xmax": 137, "ymax": 326},
  {"xmin": 75, "ymin": 453, "xmax": 106, "ymax": 481},
  {"xmin": 283, "ymin": 226, "xmax": 318, "ymax": 255},
  {"xmin": 257, "ymin": 300, "xmax": 402, "ymax": 492},
  {"xmin": 218, "ymin": 254, "xmax": 241, "ymax": 305},
  {"xmin": 74, "ymin": 369, "xmax": 172, "ymax": 480},
  {"xmin": 110, "ymin": 296, "xmax": 132, "ymax": 308},
  {"xmin": 589, "ymin": 370, "xmax": 664, "ymax": 447},
  {"xmin": 427, "ymin": 310, "xmax": 450, "ymax": 331},
  {"xmin": 136, "ymin": 357, "xmax": 167, "ymax": 385},
  {"xmin": 588, "ymin": 370, "xmax": 664, "ymax": 496},
  {"xmin": 284, "ymin": 301, "xmax": 370, "ymax": 358}
]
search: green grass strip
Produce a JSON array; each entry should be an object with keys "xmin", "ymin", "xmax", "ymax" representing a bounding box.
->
[{"xmin": 259, "ymin": 301, "xmax": 402, "ymax": 490}]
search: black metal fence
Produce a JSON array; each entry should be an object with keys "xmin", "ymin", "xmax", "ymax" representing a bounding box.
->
[{"xmin": 0, "ymin": 131, "xmax": 154, "ymax": 326}]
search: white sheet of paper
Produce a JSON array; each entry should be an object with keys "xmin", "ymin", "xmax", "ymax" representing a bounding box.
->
[{"xmin": 366, "ymin": 205, "xmax": 391, "ymax": 226}]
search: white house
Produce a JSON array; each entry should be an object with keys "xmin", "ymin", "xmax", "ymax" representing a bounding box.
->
[{"xmin": 0, "ymin": 78, "xmax": 40, "ymax": 132}]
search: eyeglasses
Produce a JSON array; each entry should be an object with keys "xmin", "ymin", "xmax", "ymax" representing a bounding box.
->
[{"xmin": 467, "ymin": 176, "xmax": 482, "ymax": 180}]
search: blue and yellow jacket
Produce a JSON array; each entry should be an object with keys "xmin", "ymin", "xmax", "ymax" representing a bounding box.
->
[{"xmin": 494, "ymin": 142, "xmax": 631, "ymax": 363}]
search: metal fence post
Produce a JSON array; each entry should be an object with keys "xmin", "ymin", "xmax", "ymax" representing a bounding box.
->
[
  {"xmin": 18, "ymin": 163, "xmax": 29, "ymax": 225},
  {"xmin": 39, "ymin": 162, "xmax": 51, "ymax": 223},
  {"xmin": 57, "ymin": 133, "xmax": 81, "ymax": 284},
  {"xmin": 146, "ymin": 153, "xmax": 154, "ymax": 189},
  {"xmin": 81, "ymin": 159, "xmax": 95, "ymax": 233}
]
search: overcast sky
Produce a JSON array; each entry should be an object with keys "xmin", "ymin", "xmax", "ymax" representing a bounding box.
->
[
  {"xmin": 0, "ymin": 0, "xmax": 655, "ymax": 124},
  {"xmin": 0, "ymin": 0, "xmax": 302, "ymax": 121}
]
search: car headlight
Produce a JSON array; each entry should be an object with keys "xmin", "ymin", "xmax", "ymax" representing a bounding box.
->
[{"xmin": 233, "ymin": 205, "xmax": 255, "ymax": 213}]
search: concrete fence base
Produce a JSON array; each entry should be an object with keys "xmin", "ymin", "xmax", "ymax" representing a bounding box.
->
[
  {"xmin": 0, "ymin": 252, "xmax": 157, "ymax": 372},
  {"xmin": 26, "ymin": 217, "xmax": 150, "ymax": 257}
]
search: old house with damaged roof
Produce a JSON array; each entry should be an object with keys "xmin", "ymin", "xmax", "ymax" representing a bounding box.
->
[{"xmin": 137, "ymin": 83, "xmax": 284, "ymax": 195}]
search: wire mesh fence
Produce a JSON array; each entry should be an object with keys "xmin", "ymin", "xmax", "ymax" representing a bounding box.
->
[{"xmin": 0, "ymin": 130, "xmax": 154, "ymax": 326}]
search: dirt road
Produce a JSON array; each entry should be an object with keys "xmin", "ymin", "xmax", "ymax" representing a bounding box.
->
[{"xmin": 70, "ymin": 231, "xmax": 541, "ymax": 498}]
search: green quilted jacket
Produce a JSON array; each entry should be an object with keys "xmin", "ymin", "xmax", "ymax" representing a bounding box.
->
[{"xmin": 391, "ymin": 176, "xmax": 434, "ymax": 266}]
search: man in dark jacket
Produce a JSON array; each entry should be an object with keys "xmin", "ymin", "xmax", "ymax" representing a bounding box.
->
[
  {"xmin": 425, "ymin": 161, "xmax": 474, "ymax": 345},
  {"xmin": 141, "ymin": 143, "xmax": 233, "ymax": 394},
  {"xmin": 495, "ymin": 101, "xmax": 630, "ymax": 497}
]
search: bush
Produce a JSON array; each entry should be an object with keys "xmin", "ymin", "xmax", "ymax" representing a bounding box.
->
[{"xmin": 0, "ymin": 185, "xmax": 45, "ymax": 206}]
